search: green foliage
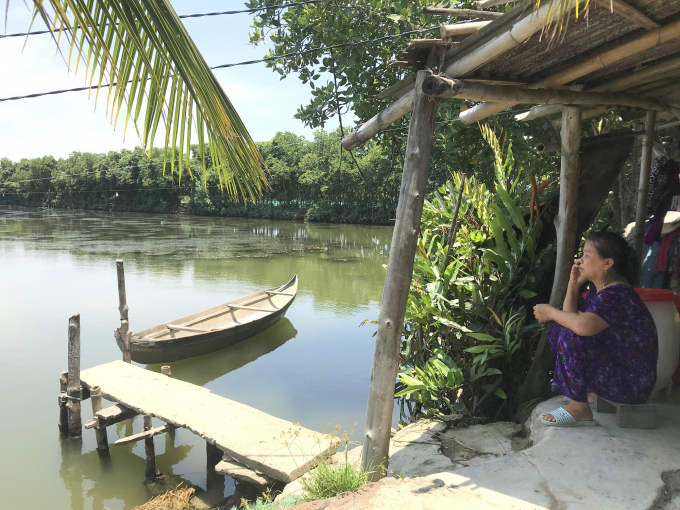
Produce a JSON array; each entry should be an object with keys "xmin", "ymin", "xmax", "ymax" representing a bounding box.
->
[
  {"xmin": 0, "ymin": 130, "xmax": 399, "ymax": 224},
  {"xmin": 246, "ymin": 0, "xmax": 556, "ymax": 189},
  {"xmin": 397, "ymin": 127, "xmax": 550, "ymax": 422},
  {"xmin": 229, "ymin": 495, "xmax": 300, "ymax": 510},
  {"xmin": 300, "ymin": 459, "xmax": 371, "ymax": 502}
]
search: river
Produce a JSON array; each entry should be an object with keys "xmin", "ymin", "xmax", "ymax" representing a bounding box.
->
[{"xmin": 0, "ymin": 207, "xmax": 392, "ymax": 509}]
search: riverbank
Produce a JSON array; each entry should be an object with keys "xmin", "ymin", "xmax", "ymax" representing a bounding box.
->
[{"xmin": 286, "ymin": 393, "xmax": 680, "ymax": 510}]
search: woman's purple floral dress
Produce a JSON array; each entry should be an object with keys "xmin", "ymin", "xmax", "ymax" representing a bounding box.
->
[{"xmin": 547, "ymin": 284, "xmax": 658, "ymax": 404}]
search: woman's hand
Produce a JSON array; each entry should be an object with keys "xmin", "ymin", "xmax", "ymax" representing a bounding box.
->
[
  {"xmin": 533, "ymin": 304, "xmax": 555, "ymax": 323},
  {"xmin": 569, "ymin": 263, "xmax": 587, "ymax": 287}
]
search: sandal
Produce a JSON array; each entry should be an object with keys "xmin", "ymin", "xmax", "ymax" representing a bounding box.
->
[{"xmin": 541, "ymin": 407, "xmax": 599, "ymax": 427}]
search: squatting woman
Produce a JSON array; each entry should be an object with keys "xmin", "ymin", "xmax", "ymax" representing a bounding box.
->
[{"xmin": 533, "ymin": 231, "xmax": 658, "ymax": 427}]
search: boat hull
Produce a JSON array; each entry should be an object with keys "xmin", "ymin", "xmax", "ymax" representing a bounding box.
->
[{"xmin": 116, "ymin": 276, "xmax": 297, "ymax": 364}]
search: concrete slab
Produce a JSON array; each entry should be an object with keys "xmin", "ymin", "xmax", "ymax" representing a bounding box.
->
[
  {"xmin": 80, "ymin": 361, "xmax": 336, "ymax": 483},
  {"xmin": 215, "ymin": 458, "xmax": 273, "ymax": 487},
  {"xmin": 288, "ymin": 393, "xmax": 680, "ymax": 509}
]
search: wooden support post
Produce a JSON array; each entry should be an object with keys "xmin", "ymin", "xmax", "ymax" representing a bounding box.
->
[
  {"xmin": 66, "ymin": 314, "xmax": 82, "ymax": 438},
  {"xmin": 361, "ymin": 70, "xmax": 439, "ymax": 480},
  {"xmin": 116, "ymin": 260, "xmax": 132, "ymax": 363},
  {"xmin": 90, "ymin": 386, "xmax": 108, "ymax": 452},
  {"xmin": 550, "ymin": 107, "xmax": 582, "ymax": 307},
  {"xmin": 144, "ymin": 414, "xmax": 157, "ymax": 479},
  {"xmin": 207, "ymin": 441, "xmax": 222, "ymax": 470},
  {"xmin": 58, "ymin": 370, "xmax": 68, "ymax": 435},
  {"xmin": 633, "ymin": 110, "xmax": 658, "ymax": 264}
]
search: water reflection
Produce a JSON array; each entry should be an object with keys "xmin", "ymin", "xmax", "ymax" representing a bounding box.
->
[{"xmin": 145, "ymin": 318, "xmax": 298, "ymax": 386}]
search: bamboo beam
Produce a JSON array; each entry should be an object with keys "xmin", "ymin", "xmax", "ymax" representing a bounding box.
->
[
  {"xmin": 592, "ymin": 0, "xmax": 659, "ymax": 30},
  {"xmin": 423, "ymin": 7, "xmax": 503, "ymax": 20},
  {"xmin": 421, "ymin": 75, "xmax": 666, "ymax": 111},
  {"xmin": 518, "ymin": 57, "xmax": 680, "ymax": 122},
  {"xmin": 633, "ymin": 110, "xmax": 657, "ymax": 263},
  {"xmin": 361, "ymin": 70, "xmax": 439, "ymax": 480},
  {"xmin": 550, "ymin": 107, "xmax": 582, "ymax": 307},
  {"xmin": 341, "ymin": 0, "xmax": 581, "ymax": 150},
  {"xmin": 460, "ymin": 20, "xmax": 680, "ymax": 125},
  {"xmin": 478, "ymin": 0, "xmax": 515, "ymax": 7},
  {"xmin": 66, "ymin": 314, "xmax": 82, "ymax": 438},
  {"xmin": 441, "ymin": 21, "xmax": 492, "ymax": 38},
  {"xmin": 114, "ymin": 424, "xmax": 171, "ymax": 446}
]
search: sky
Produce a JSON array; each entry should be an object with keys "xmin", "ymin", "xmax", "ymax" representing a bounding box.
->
[{"xmin": 0, "ymin": 1, "xmax": 354, "ymax": 161}]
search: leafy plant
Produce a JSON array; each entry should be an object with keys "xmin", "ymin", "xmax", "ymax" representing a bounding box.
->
[{"xmin": 396, "ymin": 126, "xmax": 549, "ymax": 423}]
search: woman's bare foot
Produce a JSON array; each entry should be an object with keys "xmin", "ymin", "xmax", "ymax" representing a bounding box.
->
[
  {"xmin": 543, "ymin": 400, "xmax": 593, "ymax": 422},
  {"xmin": 588, "ymin": 392, "xmax": 595, "ymax": 405}
]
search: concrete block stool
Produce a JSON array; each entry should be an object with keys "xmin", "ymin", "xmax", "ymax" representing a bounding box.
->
[{"xmin": 595, "ymin": 395, "xmax": 656, "ymax": 429}]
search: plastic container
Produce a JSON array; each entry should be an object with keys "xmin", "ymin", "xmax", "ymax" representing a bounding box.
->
[{"xmin": 634, "ymin": 288, "xmax": 680, "ymax": 395}]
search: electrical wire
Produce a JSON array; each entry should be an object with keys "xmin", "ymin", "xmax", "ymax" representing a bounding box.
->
[
  {"xmin": 0, "ymin": 27, "xmax": 439, "ymax": 103},
  {"xmin": 0, "ymin": 0, "xmax": 328, "ymax": 39}
]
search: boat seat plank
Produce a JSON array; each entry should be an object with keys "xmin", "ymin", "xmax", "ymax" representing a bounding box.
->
[
  {"xmin": 80, "ymin": 361, "xmax": 335, "ymax": 482},
  {"xmin": 167, "ymin": 324, "xmax": 214, "ymax": 333},
  {"xmin": 228, "ymin": 304, "xmax": 279, "ymax": 313},
  {"xmin": 265, "ymin": 291, "xmax": 296, "ymax": 296}
]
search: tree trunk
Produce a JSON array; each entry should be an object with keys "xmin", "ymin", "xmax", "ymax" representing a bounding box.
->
[{"xmin": 361, "ymin": 70, "xmax": 439, "ymax": 481}]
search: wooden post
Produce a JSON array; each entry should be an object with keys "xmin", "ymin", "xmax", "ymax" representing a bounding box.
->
[
  {"xmin": 144, "ymin": 414, "xmax": 157, "ymax": 479},
  {"xmin": 550, "ymin": 107, "xmax": 582, "ymax": 307},
  {"xmin": 633, "ymin": 110, "xmax": 658, "ymax": 264},
  {"xmin": 90, "ymin": 386, "xmax": 109, "ymax": 452},
  {"xmin": 58, "ymin": 370, "xmax": 68, "ymax": 435},
  {"xmin": 116, "ymin": 260, "xmax": 132, "ymax": 363},
  {"xmin": 66, "ymin": 314, "xmax": 82, "ymax": 437},
  {"xmin": 361, "ymin": 70, "xmax": 439, "ymax": 480}
]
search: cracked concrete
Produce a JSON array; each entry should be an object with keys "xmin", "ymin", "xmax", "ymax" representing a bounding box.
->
[{"xmin": 288, "ymin": 391, "xmax": 680, "ymax": 509}]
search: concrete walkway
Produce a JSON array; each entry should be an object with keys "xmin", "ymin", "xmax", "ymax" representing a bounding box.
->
[{"xmin": 291, "ymin": 393, "xmax": 680, "ymax": 509}]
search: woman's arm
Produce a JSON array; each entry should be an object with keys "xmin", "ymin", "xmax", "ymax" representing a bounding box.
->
[{"xmin": 534, "ymin": 305, "xmax": 609, "ymax": 337}]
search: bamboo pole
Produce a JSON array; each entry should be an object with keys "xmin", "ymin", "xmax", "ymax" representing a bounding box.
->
[
  {"xmin": 144, "ymin": 414, "xmax": 157, "ymax": 479},
  {"xmin": 90, "ymin": 386, "xmax": 108, "ymax": 452},
  {"xmin": 518, "ymin": 57, "xmax": 680, "ymax": 122},
  {"xmin": 361, "ymin": 70, "xmax": 439, "ymax": 480},
  {"xmin": 550, "ymin": 107, "xmax": 582, "ymax": 307},
  {"xmin": 460, "ymin": 20, "xmax": 680, "ymax": 125},
  {"xmin": 478, "ymin": 0, "xmax": 514, "ymax": 7},
  {"xmin": 633, "ymin": 110, "xmax": 657, "ymax": 263},
  {"xmin": 421, "ymin": 75, "xmax": 666, "ymax": 111},
  {"xmin": 58, "ymin": 370, "xmax": 68, "ymax": 435},
  {"xmin": 116, "ymin": 260, "xmax": 132, "ymax": 363},
  {"xmin": 341, "ymin": 0, "xmax": 578, "ymax": 151},
  {"xmin": 423, "ymin": 7, "xmax": 503, "ymax": 19},
  {"xmin": 441, "ymin": 21, "xmax": 492, "ymax": 38},
  {"xmin": 66, "ymin": 314, "xmax": 82, "ymax": 438}
]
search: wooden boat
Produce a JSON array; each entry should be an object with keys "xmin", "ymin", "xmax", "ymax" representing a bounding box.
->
[{"xmin": 117, "ymin": 275, "xmax": 298, "ymax": 364}]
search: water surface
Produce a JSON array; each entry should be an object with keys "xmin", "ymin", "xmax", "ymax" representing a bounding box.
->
[{"xmin": 0, "ymin": 207, "xmax": 391, "ymax": 509}]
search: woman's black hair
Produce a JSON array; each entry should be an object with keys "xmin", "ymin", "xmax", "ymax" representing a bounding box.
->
[{"xmin": 586, "ymin": 230, "xmax": 639, "ymax": 285}]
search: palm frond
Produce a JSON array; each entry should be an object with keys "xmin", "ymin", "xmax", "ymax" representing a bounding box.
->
[
  {"xmin": 535, "ymin": 0, "xmax": 591, "ymax": 40},
  {"xmin": 27, "ymin": 0, "xmax": 267, "ymax": 200}
]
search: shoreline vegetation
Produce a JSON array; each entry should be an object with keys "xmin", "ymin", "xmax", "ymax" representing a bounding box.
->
[{"xmin": 0, "ymin": 130, "xmax": 401, "ymax": 225}]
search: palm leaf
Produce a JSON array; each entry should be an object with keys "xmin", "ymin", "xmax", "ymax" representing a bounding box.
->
[
  {"xmin": 535, "ymin": 0, "xmax": 591, "ymax": 40},
  {"xmin": 23, "ymin": 0, "xmax": 267, "ymax": 201}
]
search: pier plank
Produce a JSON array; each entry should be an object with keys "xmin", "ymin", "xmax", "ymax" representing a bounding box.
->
[{"xmin": 80, "ymin": 361, "xmax": 336, "ymax": 482}]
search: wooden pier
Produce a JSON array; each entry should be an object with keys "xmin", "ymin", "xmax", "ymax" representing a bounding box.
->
[
  {"xmin": 79, "ymin": 360, "xmax": 336, "ymax": 483},
  {"xmin": 58, "ymin": 261, "xmax": 335, "ymax": 489}
]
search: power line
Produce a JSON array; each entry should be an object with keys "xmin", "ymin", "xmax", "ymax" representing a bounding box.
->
[
  {"xmin": 0, "ymin": 0, "xmax": 327, "ymax": 39},
  {"xmin": 0, "ymin": 27, "xmax": 439, "ymax": 103}
]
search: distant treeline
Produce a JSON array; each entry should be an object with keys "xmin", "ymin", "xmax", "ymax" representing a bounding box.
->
[{"xmin": 0, "ymin": 130, "xmax": 402, "ymax": 224}]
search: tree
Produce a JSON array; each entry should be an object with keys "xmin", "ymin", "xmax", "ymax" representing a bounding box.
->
[
  {"xmin": 8, "ymin": 0, "xmax": 266, "ymax": 201},
  {"xmin": 247, "ymin": 0, "xmax": 556, "ymax": 189}
]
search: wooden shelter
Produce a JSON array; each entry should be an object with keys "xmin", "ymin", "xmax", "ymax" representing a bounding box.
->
[{"xmin": 344, "ymin": 0, "xmax": 680, "ymax": 479}]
